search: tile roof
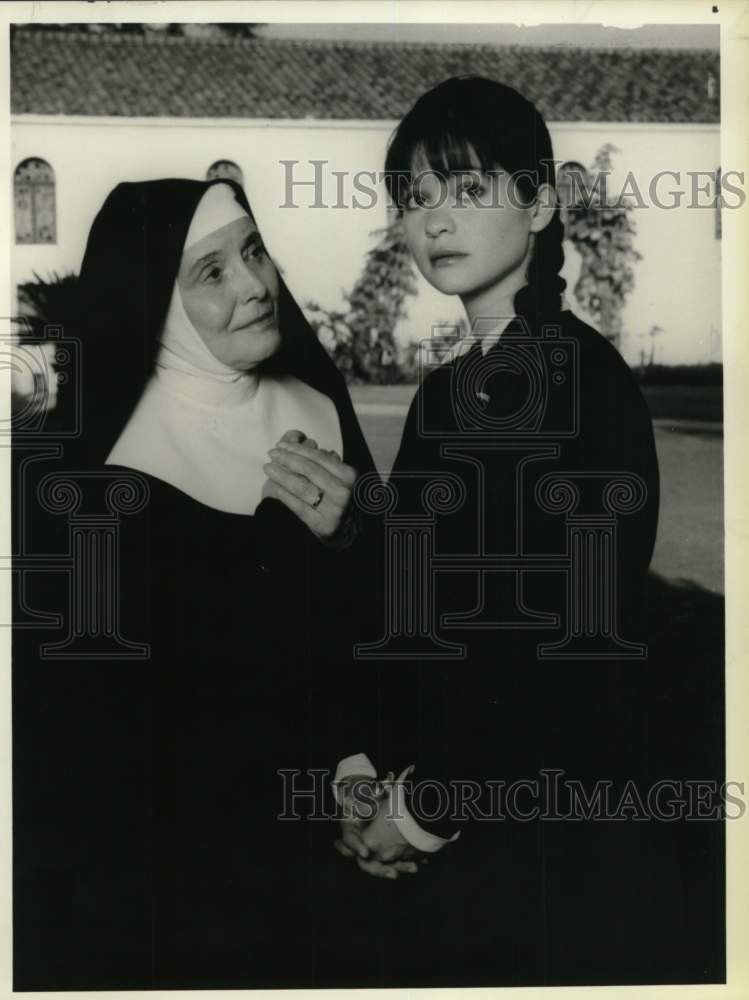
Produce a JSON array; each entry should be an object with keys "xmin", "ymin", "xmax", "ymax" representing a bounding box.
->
[{"xmin": 11, "ymin": 28, "xmax": 719, "ymax": 123}]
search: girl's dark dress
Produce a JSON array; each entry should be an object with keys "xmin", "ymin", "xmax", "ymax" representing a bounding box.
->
[{"xmin": 345, "ymin": 309, "xmax": 724, "ymax": 986}]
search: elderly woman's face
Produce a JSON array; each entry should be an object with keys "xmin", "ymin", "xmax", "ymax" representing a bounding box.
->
[{"xmin": 178, "ymin": 215, "xmax": 281, "ymax": 370}]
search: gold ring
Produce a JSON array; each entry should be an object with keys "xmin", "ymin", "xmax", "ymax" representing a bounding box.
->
[{"xmin": 311, "ymin": 489, "xmax": 325, "ymax": 509}]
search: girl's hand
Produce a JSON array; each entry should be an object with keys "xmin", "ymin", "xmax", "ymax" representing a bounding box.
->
[
  {"xmin": 334, "ymin": 768, "xmax": 427, "ymax": 879},
  {"xmin": 262, "ymin": 429, "xmax": 357, "ymax": 543}
]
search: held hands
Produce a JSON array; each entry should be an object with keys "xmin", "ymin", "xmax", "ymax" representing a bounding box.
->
[
  {"xmin": 262, "ymin": 429, "xmax": 357, "ymax": 544},
  {"xmin": 334, "ymin": 767, "xmax": 428, "ymax": 880}
]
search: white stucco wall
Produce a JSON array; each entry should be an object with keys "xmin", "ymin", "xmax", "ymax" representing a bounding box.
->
[{"xmin": 11, "ymin": 115, "xmax": 722, "ymax": 366}]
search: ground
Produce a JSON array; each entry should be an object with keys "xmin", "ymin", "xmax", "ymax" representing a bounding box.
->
[{"xmin": 350, "ymin": 384, "xmax": 724, "ymax": 595}]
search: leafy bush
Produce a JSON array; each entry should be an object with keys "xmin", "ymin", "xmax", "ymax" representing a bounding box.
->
[
  {"xmin": 12, "ymin": 272, "xmax": 80, "ymax": 416},
  {"xmin": 17, "ymin": 270, "xmax": 80, "ymax": 338},
  {"xmin": 305, "ymin": 216, "xmax": 417, "ymax": 384},
  {"xmin": 564, "ymin": 145, "xmax": 641, "ymax": 350}
]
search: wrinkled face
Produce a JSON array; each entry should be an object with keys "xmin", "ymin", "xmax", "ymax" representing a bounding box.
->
[
  {"xmin": 401, "ymin": 149, "xmax": 536, "ymax": 308},
  {"xmin": 178, "ymin": 214, "xmax": 281, "ymax": 370}
]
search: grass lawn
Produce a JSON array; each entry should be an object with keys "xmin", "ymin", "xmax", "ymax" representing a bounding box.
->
[
  {"xmin": 350, "ymin": 385, "xmax": 723, "ymax": 595},
  {"xmin": 650, "ymin": 426, "xmax": 723, "ymax": 593},
  {"xmin": 641, "ymin": 385, "xmax": 723, "ymax": 423}
]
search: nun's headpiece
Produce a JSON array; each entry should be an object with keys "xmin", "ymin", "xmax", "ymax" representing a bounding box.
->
[{"xmin": 69, "ymin": 178, "xmax": 371, "ymax": 473}]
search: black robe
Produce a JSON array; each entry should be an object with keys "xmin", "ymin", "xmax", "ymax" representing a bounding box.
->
[
  {"xmin": 12, "ymin": 181, "xmax": 724, "ymax": 988},
  {"xmin": 337, "ymin": 310, "xmax": 724, "ymax": 986},
  {"xmin": 361, "ymin": 310, "xmax": 661, "ymax": 822},
  {"xmin": 12, "ymin": 179, "xmax": 381, "ymax": 990}
]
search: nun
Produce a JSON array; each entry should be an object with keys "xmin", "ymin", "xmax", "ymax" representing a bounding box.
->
[{"xmin": 13, "ymin": 179, "xmax": 379, "ymax": 990}]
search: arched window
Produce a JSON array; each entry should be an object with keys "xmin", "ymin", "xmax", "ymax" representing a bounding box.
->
[
  {"xmin": 206, "ymin": 160, "xmax": 244, "ymax": 187},
  {"xmin": 14, "ymin": 158, "xmax": 56, "ymax": 244}
]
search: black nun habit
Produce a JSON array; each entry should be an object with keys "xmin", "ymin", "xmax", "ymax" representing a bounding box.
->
[{"xmin": 12, "ymin": 179, "xmax": 380, "ymax": 990}]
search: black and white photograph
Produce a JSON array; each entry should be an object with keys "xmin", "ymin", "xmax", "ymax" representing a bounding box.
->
[{"xmin": 3, "ymin": 1, "xmax": 747, "ymax": 994}]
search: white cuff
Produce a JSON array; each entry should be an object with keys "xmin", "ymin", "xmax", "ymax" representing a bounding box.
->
[
  {"xmin": 332, "ymin": 752, "xmax": 377, "ymax": 803},
  {"xmin": 389, "ymin": 780, "xmax": 461, "ymax": 853}
]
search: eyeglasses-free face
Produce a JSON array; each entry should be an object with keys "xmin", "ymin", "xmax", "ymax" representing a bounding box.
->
[{"xmin": 178, "ymin": 214, "xmax": 281, "ymax": 371}]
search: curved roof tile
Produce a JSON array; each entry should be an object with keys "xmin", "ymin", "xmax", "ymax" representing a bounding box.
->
[{"xmin": 11, "ymin": 29, "xmax": 719, "ymax": 123}]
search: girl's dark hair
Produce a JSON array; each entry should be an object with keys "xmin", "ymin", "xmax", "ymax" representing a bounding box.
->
[{"xmin": 384, "ymin": 76, "xmax": 566, "ymax": 326}]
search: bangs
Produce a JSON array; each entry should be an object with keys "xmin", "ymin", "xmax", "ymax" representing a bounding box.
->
[
  {"xmin": 417, "ymin": 132, "xmax": 494, "ymax": 178},
  {"xmin": 386, "ymin": 128, "xmax": 497, "ymax": 210},
  {"xmin": 384, "ymin": 77, "xmax": 556, "ymax": 210}
]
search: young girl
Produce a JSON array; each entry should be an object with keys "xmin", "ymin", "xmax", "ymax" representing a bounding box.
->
[
  {"xmin": 386, "ymin": 76, "xmax": 659, "ymax": 657},
  {"xmin": 333, "ymin": 77, "xmax": 669, "ymax": 987}
]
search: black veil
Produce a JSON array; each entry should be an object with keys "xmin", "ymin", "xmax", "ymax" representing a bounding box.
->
[
  {"xmin": 12, "ymin": 182, "xmax": 386, "ymax": 992},
  {"xmin": 62, "ymin": 178, "xmax": 374, "ymax": 477}
]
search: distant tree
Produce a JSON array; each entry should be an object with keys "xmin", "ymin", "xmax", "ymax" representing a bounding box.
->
[
  {"xmin": 306, "ymin": 215, "xmax": 418, "ymax": 383},
  {"xmin": 344, "ymin": 217, "xmax": 418, "ymax": 382},
  {"xmin": 208, "ymin": 24, "xmax": 266, "ymax": 38},
  {"xmin": 637, "ymin": 324, "xmax": 664, "ymax": 370}
]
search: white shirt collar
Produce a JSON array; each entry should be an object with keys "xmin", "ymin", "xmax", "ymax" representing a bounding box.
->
[{"xmin": 442, "ymin": 314, "xmax": 516, "ymax": 365}]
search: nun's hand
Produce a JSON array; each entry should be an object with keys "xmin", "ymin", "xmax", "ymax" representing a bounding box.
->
[{"xmin": 262, "ymin": 429, "xmax": 358, "ymax": 543}]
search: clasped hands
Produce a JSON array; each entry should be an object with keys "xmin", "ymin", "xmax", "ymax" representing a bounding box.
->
[
  {"xmin": 334, "ymin": 767, "xmax": 430, "ymax": 880},
  {"xmin": 264, "ymin": 439, "xmax": 428, "ymax": 879},
  {"xmin": 262, "ymin": 429, "xmax": 357, "ymax": 543}
]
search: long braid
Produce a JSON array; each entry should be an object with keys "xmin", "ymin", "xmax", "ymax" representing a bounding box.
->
[{"xmin": 513, "ymin": 206, "xmax": 567, "ymax": 330}]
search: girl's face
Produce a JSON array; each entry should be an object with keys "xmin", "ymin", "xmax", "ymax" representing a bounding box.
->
[
  {"xmin": 178, "ymin": 214, "xmax": 281, "ymax": 370},
  {"xmin": 401, "ymin": 150, "xmax": 550, "ymax": 316}
]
